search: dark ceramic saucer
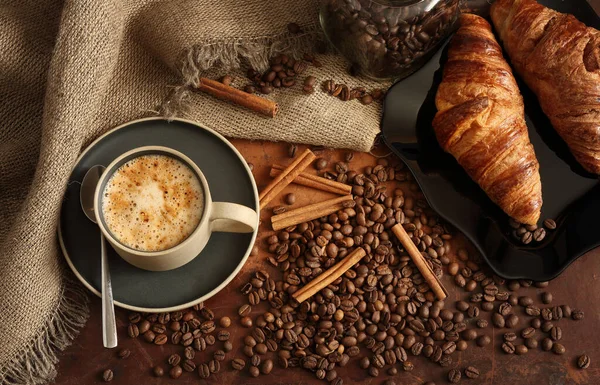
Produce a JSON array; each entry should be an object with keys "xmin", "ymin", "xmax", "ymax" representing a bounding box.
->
[
  {"xmin": 381, "ymin": 0, "xmax": 600, "ymax": 281},
  {"xmin": 59, "ymin": 118, "xmax": 258, "ymax": 312}
]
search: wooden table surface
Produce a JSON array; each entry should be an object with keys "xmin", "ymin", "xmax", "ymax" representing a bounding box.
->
[{"xmin": 54, "ymin": 139, "xmax": 600, "ymax": 385}]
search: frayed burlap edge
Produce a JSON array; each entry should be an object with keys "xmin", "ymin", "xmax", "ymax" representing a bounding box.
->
[
  {"xmin": 160, "ymin": 25, "xmax": 324, "ymax": 118},
  {"xmin": 0, "ymin": 276, "xmax": 89, "ymax": 385}
]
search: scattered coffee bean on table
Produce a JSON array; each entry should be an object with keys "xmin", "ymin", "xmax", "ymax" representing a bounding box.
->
[
  {"xmin": 118, "ymin": 349, "xmax": 130, "ymax": 359},
  {"xmin": 476, "ymin": 335, "xmax": 491, "ymax": 347},
  {"xmin": 464, "ymin": 366, "xmax": 480, "ymax": 379},
  {"xmin": 102, "ymin": 369, "xmax": 113, "ymax": 382},
  {"xmin": 152, "ymin": 366, "xmax": 164, "ymax": 377},
  {"xmin": 578, "ymin": 355, "xmax": 591, "ymax": 369},
  {"xmin": 284, "ymin": 193, "xmax": 296, "ymax": 205},
  {"xmin": 553, "ymin": 343, "xmax": 566, "ymax": 355},
  {"xmin": 448, "ymin": 368, "xmax": 461, "ymax": 383}
]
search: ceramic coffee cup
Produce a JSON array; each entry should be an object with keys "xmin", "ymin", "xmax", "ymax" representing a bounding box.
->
[{"xmin": 94, "ymin": 145, "xmax": 258, "ymax": 271}]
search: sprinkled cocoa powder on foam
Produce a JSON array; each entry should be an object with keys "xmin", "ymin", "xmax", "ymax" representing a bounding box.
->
[{"xmin": 102, "ymin": 155, "xmax": 204, "ymax": 251}]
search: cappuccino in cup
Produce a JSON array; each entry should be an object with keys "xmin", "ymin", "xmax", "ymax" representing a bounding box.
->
[{"xmin": 101, "ymin": 154, "xmax": 204, "ymax": 252}]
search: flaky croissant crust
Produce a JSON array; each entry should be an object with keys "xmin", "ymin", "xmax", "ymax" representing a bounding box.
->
[
  {"xmin": 491, "ymin": 0, "xmax": 600, "ymax": 174},
  {"xmin": 433, "ymin": 14, "xmax": 542, "ymax": 225}
]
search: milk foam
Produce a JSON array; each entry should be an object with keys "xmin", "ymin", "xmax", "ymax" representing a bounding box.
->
[{"xmin": 102, "ymin": 154, "xmax": 204, "ymax": 252}]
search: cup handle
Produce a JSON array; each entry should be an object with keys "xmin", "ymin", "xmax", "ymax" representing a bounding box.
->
[{"xmin": 210, "ymin": 202, "xmax": 258, "ymax": 233}]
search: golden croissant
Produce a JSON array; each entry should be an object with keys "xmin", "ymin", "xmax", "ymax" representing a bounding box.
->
[
  {"xmin": 432, "ymin": 14, "xmax": 542, "ymax": 225},
  {"xmin": 491, "ymin": 0, "xmax": 600, "ymax": 174}
]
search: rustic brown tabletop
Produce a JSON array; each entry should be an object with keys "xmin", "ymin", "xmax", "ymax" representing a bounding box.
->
[{"xmin": 53, "ymin": 137, "xmax": 600, "ymax": 385}]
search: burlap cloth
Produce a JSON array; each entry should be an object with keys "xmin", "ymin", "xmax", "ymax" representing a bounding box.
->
[{"xmin": 0, "ymin": 0, "xmax": 389, "ymax": 383}]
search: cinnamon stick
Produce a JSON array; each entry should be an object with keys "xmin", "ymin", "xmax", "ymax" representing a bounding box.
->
[
  {"xmin": 270, "ymin": 165, "xmax": 352, "ymax": 195},
  {"xmin": 195, "ymin": 77, "xmax": 278, "ymax": 117},
  {"xmin": 271, "ymin": 195, "xmax": 353, "ymax": 231},
  {"xmin": 391, "ymin": 224, "xmax": 447, "ymax": 300},
  {"xmin": 259, "ymin": 149, "xmax": 316, "ymax": 208},
  {"xmin": 292, "ymin": 247, "xmax": 367, "ymax": 303}
]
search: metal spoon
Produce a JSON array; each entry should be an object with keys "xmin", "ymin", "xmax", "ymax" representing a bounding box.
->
[{"xmin": 80, "ymin": 165, "xmax": 117, "ymax": 348}]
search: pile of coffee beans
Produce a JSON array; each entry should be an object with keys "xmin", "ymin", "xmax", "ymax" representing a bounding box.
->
[
  {"xmin": 320, "ymin": 0, "xmax": 460, "ymax": 79},
  {"xmin": 109, "ymin": 153, "xmax": 589, "ymax": 384},
  {"xmin": 243, "ymin": 53, "xmax": 320, "ymax": 95},
  {"xmin": 509, "ymin": 218, "xmax": 556, "ymax": 245},
  {"xmin": 322, "ymin": 80, "xmax": 385, "ymax": 105}
]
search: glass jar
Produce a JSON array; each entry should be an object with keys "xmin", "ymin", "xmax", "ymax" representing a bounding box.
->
[{"xmin": 320, "ymin": 0, "xmax": 461, "ymax": 80}]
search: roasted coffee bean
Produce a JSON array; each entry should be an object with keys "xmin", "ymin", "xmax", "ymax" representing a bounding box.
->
[
  {"xmin": 249, "ymin": 366, "xmax": 260, "ymax": 378},
  {"xmin": 456, "ymin": 301, "xmax": 469, "ymax": 312},
  {"xmin": 481, "ymin": 302, "xmax": 494, "ymax": 312},
  {"xmin": 198, "ymin": 363, "xmax": 210, "ymax": 379},
  {"xmin": 171, "ymin": 331, "xmax": 183, "ymax": 345},
  {"xmin": 477, "ymin": 319, "xmax": 488, "ymax": 328},
  {"xmin": 467, "ymin": 305, "xmax": 480, "ymax": 318},
  {"xmin": 244, "ymin": 84, "xmax": 256, "ymax": 94},
  {"xmin": 448, "ymin": 368, "xmax": 461, "ymax": 383},
  {"xmin": 181, "ymin": 360, "xmax": 196, "ymax": 372},
  {"xmin": 541, "ymin": 308, "xmax": 553, "ymax": 321},
  {"xmin": 476, "ymin": 335, "xmax": 491, "ymax": 347},
  {"xmin": 218, "ymin": 330, "xmax": 230, "ymax": 341},
  {"xmin": 515, "ymin": 344, "xmax": 528, "ymax": 355},
  {"xmin": 541, "ymin": 321, "xmax": 554, "ymax": 333},
  {"xmin": 102, "ymin": 369, "xmax": 113, "ymax": 382},
  {"xmin": 154, "ymin": 334, "xmax": 167, "ymax": 345},
  {"xmin": 521, "ymin": 327, "xmax": 535, "ymax": 339},
  {"xmin": 542, "ymin": 338, "xmax": 554, "ymax": 351},
  {"xmin": 498, "ymin": 302, "xmax": 512, "ymax": 316},
  {"xmin": 209, "ymin": 359, "xmax": 220, "ymax": 373},
  {"xmin": 169, "ymin": 365, "xmax": 182, "ymax": 379},
  {"xmin": 578, "ymin": 355, "xmax": 591, "ymax": 369},
  {"xmin": 128, "ymin": 313, "xmax": 141, "ymax": 323},
  {"xmin": 525, "ymin": 338, "xmax": 538, "ymax": 350},
  {"xmin": 533, "ymin": 228, "xmax": 546, "ymax": 242},
  {"xmin": 525, "ymin": 305, "xmax": 540, "ymax": 316},
  {"xmin": 550, "ymin": 326, "xmax": 562, "ymax": 341},
  {"xmin": 117, "ymin": 349, "xmax": 130, "ymax": 359},
  {"xmin": 504, "ymin": 332, "xmax": 517, "ymax": 342},
  {"xmin": 531, "ymin": 318, "xmax": 542, "ymax": 329},
  {"xmin": 572, "ymin": 309, "xmax": 584, "ymax": 320},
  {"xmin": 553, "ymin": 343, "xmax": 566, "ymax": 355},
  {"xmin": 463, "ymin": 329, "xmax": 477, "ymax": 341},
  {"xmin": 153, "ymin": 366, "xmax": 164, "ymax": 377},
  {"xmin": 368, "ymin": 367, "xmax": 379, "ymax": 377},
  {"xmin": 544, "ymin": 218, "xmax": 557, "ymax": 230},
  {"xmin": 519, "ymin": 296, "xmax": 533, "ymax": 306},
  {"xmin": 465, "ymin": 366, "xmax": 480, "ymax": 379},
  {"xmin": 505, "ymin": 314, "xmax": 519, "ymax": 328},
  {"xmin": 541, "ymin": 292, "xmax": 553, "ymax": 304},
  {"xmin": 272, "ymin": 206, "xmax": 286, "ymax": 215},
  {"xmin": 143, "ymin": 330, "xmax": 156, "ymax": 343},
  {"xmin": 205, "ymin": 334, "xmax": 216, "ymax": 345},
  {"xmin": 241, "ymin": 316, "xmax": 253, "ymax": 328},
  {"xmin": 492, "ymin": 313, "xmax": 505, "ymax": 328},
  {"xmin": 315, "ymin": 158, "xmax": 328, "ymax": 170},
  {"xmin": 232, "ymin": 358, "xmax": 245, "ymax": 370},
  {"xmin": 127, "ymin": 324, "xmax": 139, "ymax": 338},
  {"xmin": 552, "ymin": 306, "xmax": 563, "ymax": 320},
  {"xmin": 502, "ymin": 341, "xmax": 515, "ymax": 354},
  {"xmin": 261, "ymin": 359, "xmax": 274, "ymax": 374},
  {"xmin": 168, "ymin": 354, "xmax": 181, "ymax": 367},
  {"xmin": 403, "ymin": 361, "xmax": 414, "ymax": 371},
  {"xmin": 212, "ymin": 350, "xmax": 225, "ymax": 362}
]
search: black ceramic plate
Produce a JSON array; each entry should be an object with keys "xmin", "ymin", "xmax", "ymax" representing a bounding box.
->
[
  {"xmin": 59, "ymin": 118, "xmax": 258, "ymax": 311},
  {"xmin": 381, "ymin": 0, "xmax": 600, "ymax": 281}
]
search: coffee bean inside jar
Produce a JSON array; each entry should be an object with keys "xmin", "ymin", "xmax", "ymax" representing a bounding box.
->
[{"xmin": 320, "ymin": 0, "xmax": 460, "ymax": 79}]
